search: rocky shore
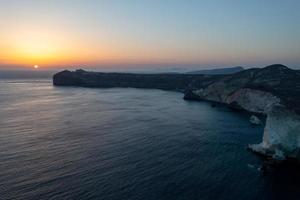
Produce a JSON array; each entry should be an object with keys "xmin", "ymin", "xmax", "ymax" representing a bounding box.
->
[
  {"xmin": 184, "ymin": 64, "xmax": 300, "ymax": 162},
  {"xmin": 53, "ymin": 64, "xmax": 300, "ymax": 162}
]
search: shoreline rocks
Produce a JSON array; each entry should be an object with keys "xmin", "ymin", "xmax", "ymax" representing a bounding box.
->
[
  {"xmin": 182, "ymin": 65, "xmax": 300, "ymax": 162},
  {"xmin": 249, "ymin": 115, "xmax": 262, "ymax": 125},
  {"xmin": 248, "ymin": 106, "xmax": 300, "ymax": 162}
]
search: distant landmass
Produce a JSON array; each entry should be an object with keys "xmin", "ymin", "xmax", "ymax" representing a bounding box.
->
[
  {"xmin": 53, "ymin": 64, "xmax": 300, "ymax": 163},
  {"xmin": 53, "ymin": 69, "xmax": 222, "ymax": 91},
  {"xmin": 186, "ymin": 66, "xmax": 244, "ymax": 75}
]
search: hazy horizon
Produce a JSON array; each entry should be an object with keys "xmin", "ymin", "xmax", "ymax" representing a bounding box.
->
[
  {"xmin": 0, "ymin": 0, "xmax": 299, "ymax": 70},
  {"xmin": 0, "ymin": 63, "xmax": 299, "ymax": 73}
]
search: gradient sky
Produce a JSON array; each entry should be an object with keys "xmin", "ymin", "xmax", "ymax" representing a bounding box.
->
[{"xmin": 0, "ymin": 0, "xmax": 299, "ymax": 70}]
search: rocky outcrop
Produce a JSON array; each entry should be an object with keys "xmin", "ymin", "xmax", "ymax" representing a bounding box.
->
[
  {"xmin": 188, "ymin": 88, "xmax": 281, "ymax": 113},
  {"xmin": 184, "ymin": 64, "xmax": 300, "ymax": 161},
  {"xmin": 226, "ymin": 89, "xmax": 281, "ymax": 114},
  {"xmin": 249, "ymin": 106, "xmax": 300, "ymax": 161},
  {"xmin": 249, "ymin": 115, "xmax": 262, "ymax": 125},
  {"xmin": 184, "ymin": 64, "xmax": 300, "ymax": 114}
]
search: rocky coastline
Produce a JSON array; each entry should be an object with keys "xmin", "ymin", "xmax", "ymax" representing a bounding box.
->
[{"xmin": 53, "ymin": 64, "xmax": 300, "ymax": 162}]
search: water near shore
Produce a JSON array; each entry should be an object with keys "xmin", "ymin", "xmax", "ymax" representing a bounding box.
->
[{"xmin": 0, "ymin": 78, "xmax": 299, "ymax": 200}]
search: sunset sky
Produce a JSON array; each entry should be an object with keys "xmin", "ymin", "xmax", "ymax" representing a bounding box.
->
[{"xmin": 0, "ymin": 0, "xmax": 299, "ymax": 70}]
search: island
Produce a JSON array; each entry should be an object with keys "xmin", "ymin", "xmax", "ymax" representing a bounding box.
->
[{"xmin": 53, "ymin": 64, "xmax": 300, "ymax": 162}]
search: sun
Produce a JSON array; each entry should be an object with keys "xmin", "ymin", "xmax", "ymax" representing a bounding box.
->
[{"xmin": 34, "ymin": 65, "xmax": 39, "ymax": 69}]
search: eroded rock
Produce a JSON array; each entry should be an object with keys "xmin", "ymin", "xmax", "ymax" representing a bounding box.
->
[
  {"xmin": 249, "ymin": 115, "xmax": 262, "ymax": 125},
  {"xmin": 249, "ymin": 106, "xmax": 300, "ymax": 161}
]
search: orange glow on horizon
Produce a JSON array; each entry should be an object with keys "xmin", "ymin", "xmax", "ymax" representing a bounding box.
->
[
  {"xmin": 0, "ymin": 25, "xmax": 256, "ymax": 69},
  {"xmin": 1, "ymin": 25, "xmax": 226, "ymax": 69},
  {"xmin": 0, "ymin": 27, "xmax": 135, "ymax": 68}
]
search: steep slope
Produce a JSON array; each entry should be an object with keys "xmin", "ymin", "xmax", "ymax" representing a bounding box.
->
[
  {"xmin": 186, "ymin": 66, "xmax": 244, "ymax": 75},
  {"xmin": 185, "ymin": 64, "xmax": 300, "ymax": 113}
]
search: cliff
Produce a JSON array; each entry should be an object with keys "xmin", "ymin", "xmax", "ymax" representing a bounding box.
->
[
  {"xmin": 249, "ymin": 106, "xmax": 300, "ymax": 161},
  {"xmin": 184, "ymin": 64, "xmax": 300, "ymax": 161},
  {"xmin": 53, "ymin": 64, "xmax": 300, "ymax": 161}
]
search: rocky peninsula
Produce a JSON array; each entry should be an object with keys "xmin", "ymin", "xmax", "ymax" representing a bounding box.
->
[{"xmin": 53, "ymin": 64, "xmax": 300, "ymax": 162}]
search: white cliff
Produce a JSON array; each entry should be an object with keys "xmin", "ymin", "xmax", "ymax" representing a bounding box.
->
[
  {"xmin": 249, "ymin": 106, "xmax": 300, "ymax": 161},
  {"xmin": 226, "ymin": 89, "xmax": 280, "ymax": 114},
  {"xmin": 191, "ymin": 88, "xmax": 281, "ymax": 114},
  {"xmin": 192, "ymin": 85, "xmax": 300, "ymax": 161},
  {"xmin": 249, "ymin": 115, "xmax": 262, "ymax": 125}
]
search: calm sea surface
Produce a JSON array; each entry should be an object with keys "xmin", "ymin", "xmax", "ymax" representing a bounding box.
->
[{"xmin": 0, "ymin": 78, "xmax": 299, "ymax": 200}]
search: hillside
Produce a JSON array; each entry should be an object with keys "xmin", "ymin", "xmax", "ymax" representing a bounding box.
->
[{"xmin": 186, "ymin": 66, "xmax": 244, "ymax": 75}]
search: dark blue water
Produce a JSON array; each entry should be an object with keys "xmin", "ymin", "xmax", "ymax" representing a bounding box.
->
[{"xmin": 0, "ymin": 79, "xmax": 299, "ymax": 200}]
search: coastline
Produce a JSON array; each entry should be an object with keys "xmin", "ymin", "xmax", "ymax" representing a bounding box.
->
[{"xmin": 53, "ymin": 64, "xmax": 300, "ymax": 162}]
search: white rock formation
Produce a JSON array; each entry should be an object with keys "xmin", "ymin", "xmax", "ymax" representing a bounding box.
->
[
  {"xmin": 226, "ymin": 89, "xmax": 281, "ymax": 114},
  {"xmin": 249, "ymin": 115, "xmax": 262, "ymax": 125},
  {"xmin": 191, "ymin": 88, "xmax": 281, "ymax": 114},
  {"xmin": 192, "ymin": 87, "xmax": 300, "ymax": 161},
  {"xmin": 188, "ymin": 74, "xmax": 300, "ymax": 162},
  {"xmin": 249, "ymin": 106, "xmax": 300, "ymax": 161}
]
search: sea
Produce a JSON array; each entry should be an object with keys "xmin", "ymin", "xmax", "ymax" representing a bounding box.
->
[{"xmin": 0, "ymin": 72, "xmax": 299, "ymax": 200}]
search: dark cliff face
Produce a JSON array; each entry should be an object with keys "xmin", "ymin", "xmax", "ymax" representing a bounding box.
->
[
  {"xmin": 186, "ymin": 66, "xmax": 244, "ymax": 75},
  {"xmin": 53, "ymin": 70, "xmax": 83, "ymax": 86},
  {"xmin": 247, "ymin": 65, "xmax": 300, "ymax": 111},
  {"xmin": 53, "ymin": 70, "xmax": 224, "ymax": 91}
]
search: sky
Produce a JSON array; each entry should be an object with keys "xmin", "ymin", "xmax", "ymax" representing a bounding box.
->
[{"xmin": 0, "ymin": 0, "xmax": 299, "ymax": 70}]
